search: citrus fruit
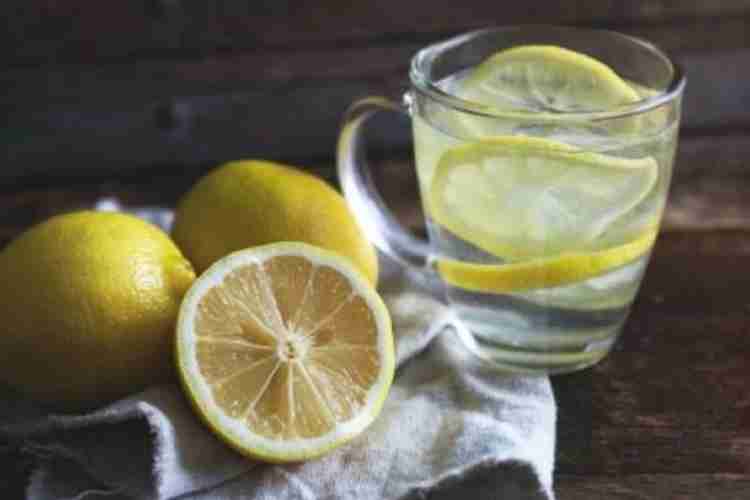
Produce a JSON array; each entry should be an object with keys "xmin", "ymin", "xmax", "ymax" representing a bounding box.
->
[
  {"xmin": 172, "ymin": 160, "xmax": 378, "ymax": 285},
  {"xmin": 436, "ymin": 228, "xmax": 656, "ymax": 293},
  {"xmin": 428, "ymin": 135, "xmax": 658, "ymax": 260},
  {"xmin": 176, "ymin": 242, "xmax": 394, "ymax": 462},
  {"xmin": 459, "ymin": 45, "xmax": 640, "ymax": 114},
  {"xmin": 0, "ymin": 211, "xmax": 195, "ymax": 410},
  {"xmin": 448, "ymin": 45, "xmax": 644, "ymax": 137}
]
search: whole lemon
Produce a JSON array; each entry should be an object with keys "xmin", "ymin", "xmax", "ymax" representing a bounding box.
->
[
  {"xmin": 0, "ymin": 211, "xmax": 196, "ymax": 410},
  {"xmin": 172, "ymin": 160, "xmax": 378, "ymax": 284}
]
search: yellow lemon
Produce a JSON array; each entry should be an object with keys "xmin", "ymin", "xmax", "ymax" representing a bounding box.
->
[
  {"xmin": 437, "ymin": 228, "xmax": 657, "ymax": 294},
  {"xmin": 428, "ymin": 136, "xmax": 658, "ymax": 260},
  {"xmin": 453, "ymin": 45, "xmax": 644, "ymax": 137},
  {"xmin": 172, "ymin": 160, "xmax": 378, "ymax": 285},
  {"xmin": 427, "ymin": 136, "xmax": 660, "ymax": 294},
  {"xmin": 460, "ymin": 45, "xmax": 640, "ymax": 113},
  {"xmin": 176, "ymin": 242, "xmax": 394, "ymax": 462},
  {"xmin": 0, "ymin": 211, "xmax": 195, "ymax": 410}
]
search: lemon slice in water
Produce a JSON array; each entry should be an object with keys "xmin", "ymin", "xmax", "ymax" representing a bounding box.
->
[
  {"xmin": 459, "ymin": 45, "xmax": 641, "ymax": 113},
  {"xmin": 176, "ymin": 243, "xmax": 394, "ymax": 462},
  {"xmin": 422, "ymin": 46, "xmax": 659, "ymax": 294},
  {"xmin": 450, "ymin": 45, "xmax": 644, "ymax": 137},
  {"xmin": 428, "ymin": 135, "xmax": 658, "ymax": 261},
  {"xmin": 436, "ymin": 228, "xmax": 657, "ymax": 293}
]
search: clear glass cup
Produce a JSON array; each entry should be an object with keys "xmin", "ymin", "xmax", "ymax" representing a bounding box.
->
[{"xmin": 337, "ymin": 26, "xmax": 685, "ymax": 374}]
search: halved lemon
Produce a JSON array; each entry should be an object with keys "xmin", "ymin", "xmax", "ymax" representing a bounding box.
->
[
  {"xmin": 428, "ymin": 135, "xmax": 658, "ymax": 260},
  {"xmin": 176, "ymin": 242, "xmax": 394, "ymax": 463}
]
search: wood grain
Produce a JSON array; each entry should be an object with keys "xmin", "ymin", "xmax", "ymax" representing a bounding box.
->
[
  {"xmin": 556, "ymin": 474, "xmax": 750, "ymax": 500},
  {"xmin": 3, "ymin": 44, "xmax": 748, "ymax": 183},
  {"xmin": 554, "ymin": 232, "xmax": 750, "ymax": 475},
  {"xmin": 4, "ymin": 0, "xmax": 750, "ymax": 65}
]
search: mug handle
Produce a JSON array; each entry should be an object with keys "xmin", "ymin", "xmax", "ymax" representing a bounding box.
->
[{"xmin": 337, "ymin": 95, "xmax": 433, "ymax": 272}]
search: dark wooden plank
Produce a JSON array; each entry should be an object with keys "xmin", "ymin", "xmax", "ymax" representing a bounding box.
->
[
  {"xmin": 551, "ymin": 230, "xmax": 750, "ymax": 477},
  {"xmin": 0, "ymin": 79, "xmax": 407, "ymax": 185},
  {"xmin": 626, "ymin": 15, "xmax": 750, "ymax": 53},
  {"xmin": 556, "ymin": 474, "xmax": 750, "ymax": 500},
  {"xmin": 590, "ymin": 425, "xmax": 750, "ymax": 475},
  {"xmin": 1, "ymin": 40, "xmax": 745, "ymax": 116},
  {"xmin": 634, "ymin": 258, "xmax": 750, "ymax": 314},
  {"xmin": 587, "ymin": 315, "xmax": 750, "ymax": 472},
  {"xmin": 0, "ymin": 45, "xmax": 416, "ymax": 111},
  {"xmin": 677, "ymin": 50, "xmax": 750, "ymax": 130},
  {"xmin": 553, "ymin": 230, "xmax": 750, "ymax": 476},
  {"xmin": 654, "ymin": 230, "xmax": 750, "ymax": 255},
  {"xmin": 4, "ymin": 1, "xmax": 750, "ymax": 65},
  {"xmin": 3, "ymin": 48, "xmax": 750, "ymax": 182}
]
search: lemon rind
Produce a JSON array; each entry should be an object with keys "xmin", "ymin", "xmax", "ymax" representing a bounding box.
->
[{"xmin": 176, "ymin": 242, "xmax": 394, "ymax": 462}]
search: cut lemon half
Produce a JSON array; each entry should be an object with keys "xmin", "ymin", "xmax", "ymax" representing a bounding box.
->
[
  {"xmin": 428, "ymin": 136, "xmax": 658, "ymax": 260},
  {"xmin": 437, "ymin": 227, "xmax": 657, "ymax": 294},
  {"xmin": 459, "ymin": 45, "xmax": 640, "ymax": 114},
  {"xmin": 176, "ymin": 242, "xmax": 394, "ymax": 463}
]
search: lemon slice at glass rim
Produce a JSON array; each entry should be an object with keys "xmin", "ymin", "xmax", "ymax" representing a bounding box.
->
[
  {"xmin": 451, "ymin": 45, "xmax": 644, "ymax": 137},
  {"xmin": 427, "ymin": 135, "xmax": 659, "ymax": 261},
  {"xmin": 176, "ymin": 242, "xmax": 394, "ymax": 463},
  {"xmin": 459, "ymin": 44, "xmax": 641, "ymax": 114}
]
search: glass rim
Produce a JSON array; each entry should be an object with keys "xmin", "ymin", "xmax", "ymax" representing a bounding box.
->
[{"xmin": 409, "ymin": 26, "xmax": 686, "ymax": 122}]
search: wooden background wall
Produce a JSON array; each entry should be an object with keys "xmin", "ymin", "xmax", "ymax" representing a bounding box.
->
[{"xmin": 2, "ymin": 1, "xmax": 749, "ymax": 210}]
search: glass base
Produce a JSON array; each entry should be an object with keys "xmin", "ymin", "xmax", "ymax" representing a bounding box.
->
[{"xmin": 449, "ymin": 310, "xmax": 618, "ymax": 375}]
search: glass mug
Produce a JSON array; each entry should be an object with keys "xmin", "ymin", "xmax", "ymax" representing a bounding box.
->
[{"xmin": 337, "ymin": 26, "xmax": 685, "ymax": 374}]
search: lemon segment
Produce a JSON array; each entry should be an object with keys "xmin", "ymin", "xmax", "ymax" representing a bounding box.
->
[
  {"xmin": 176, "ymin": 243, "xmax": 394, "ymax": 463},
  {"xmin": 437, "ymin": 228, "xmax": 657, "ymax": 293}
]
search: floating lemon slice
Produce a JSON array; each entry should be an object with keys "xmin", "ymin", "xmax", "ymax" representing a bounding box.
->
[
  {"xmin": 436, "ymin": 228, "xmax": 657, "ymax": 293},
  {"xmin": 176, "ymin": 243, "xmax": 394, "ymax": 463},
  {"xmin": 428, "ymin": 135, "xmax": 658, "ymax": 260},
  {"xmin": 451, "ymin": 45, "xmax": 644, "ymax": 137},
  {"xmin": 460, "ymin": 44, "xmax": 641, "ymax": 113}
]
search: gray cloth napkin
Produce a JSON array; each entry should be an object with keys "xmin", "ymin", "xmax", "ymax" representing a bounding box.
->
[{"xmin": 0, "ymin": 200, "xmax": 556, "ymax": 500}]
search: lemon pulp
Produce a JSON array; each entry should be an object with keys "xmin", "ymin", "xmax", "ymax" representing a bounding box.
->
[
  {"xmin": 428, "ymin": 135, "xmax": 658, "ymax": 264},
  {"xmin": 176, "ymin": 243, "xmax": 394, "ymax": 462}
]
